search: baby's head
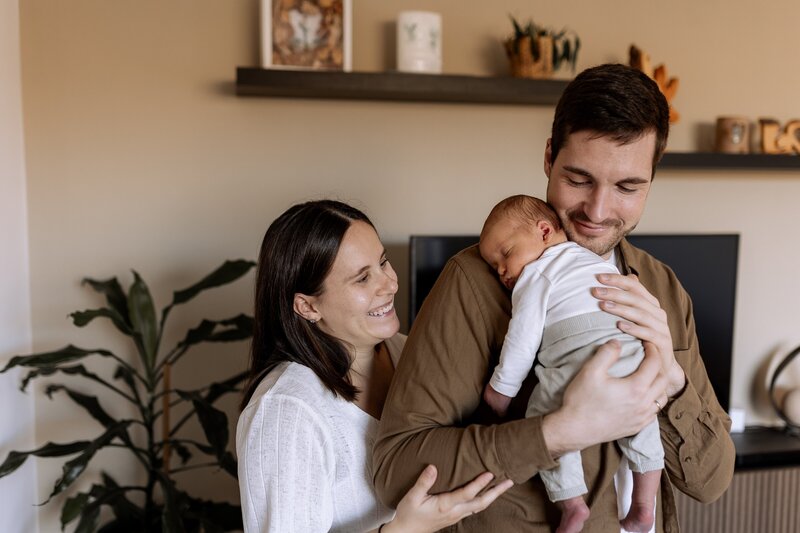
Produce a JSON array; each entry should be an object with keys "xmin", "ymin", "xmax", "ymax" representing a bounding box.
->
[{"xmin": 479, "ymin": 195, "xmax": 567, "ymax": 290}]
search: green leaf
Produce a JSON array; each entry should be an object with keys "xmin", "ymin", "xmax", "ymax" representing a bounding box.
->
[
  {"xmin": 1, "ymin": 345, "xmax": 114, "ymax": 373},
  {"xmin": 63, "ymin": 482, "xmax": 138, "ymax": 533},
  {"xmin": 572, "ymin": 37, "xmax": 581, "ymax": 70},
  {"xmin": 176, "ymin": 391, "xmax": 229, "ymax": 458},
  {"xmin": 166, "ymin": 260, "xmax": 255, "ymax": 310},
  {"xmin": 172, "ymin": 441, "xmax": 193, "ymax": 464},
  {"xmin": 218, "ymin": 451, "xmax": 238, "ymax": 478},
  {"xmin": 127, "ymin": 271, "xmax": 159, "ymax": 369},
  {"xmin": 509, "ymin": 14, "xmax": 523, "ymax": 37},
  {"xmin": 204, "ymin": 370, "xmax": 249, "ymax": 404},
  {"xmin": 0, "ymin": 441, "xmax": 89, "ymax": 478},
  {"xmin": 74, "ymin": 497, "xmax": 100, "ymax": 533},
  {"xmin": 82, "ymin": 276, "xmax": 130, "ymax": 326},
  {"xmin": 45, "ymin": 385, "xmax": 116, "ymax": 428},
  {"xmin": 100, "ymin": 473, "xmax": 145, "ymax": 524},
  {"xmin": 21, "ymin": 365, "xmax": 136, "ymax": 403},
  {"xmin": 45, "ymin": 421, "xmax": 131, "ymax": 503},
  {"xmin": 113, "ymin": 364, "xmax": 140, "ymax": 395},
  {"xmin": 61, "ymin": 491, "xmax": 90, "ymax": 529},
  {"xmin": 163, "ymin": 439, "xmax": 236, "ymax": 477},
  {"xmin": 173, "ymin": 314, "xmax": 253, "ymax": 354},
  {"xmin": 71, "ymin": 308, "xmax": 132, "ymax": 336}
]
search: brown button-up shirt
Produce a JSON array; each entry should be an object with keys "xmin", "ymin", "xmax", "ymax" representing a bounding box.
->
[{"xmin": 374, "ymin": 240, "xmax": 734, "ymax": 532}]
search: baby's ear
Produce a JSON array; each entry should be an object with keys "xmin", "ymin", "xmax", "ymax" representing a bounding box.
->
[{"xmin": 537, "ymin": 220, "xmax": 553, "ymax": 240}]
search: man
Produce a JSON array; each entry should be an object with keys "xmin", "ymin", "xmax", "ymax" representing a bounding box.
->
[{"xmin": 373, "ymin": 64, "xmax": 734, "ymax": 532}]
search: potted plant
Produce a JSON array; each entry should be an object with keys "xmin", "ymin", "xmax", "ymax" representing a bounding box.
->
[
  {"xmin": 0, "ymin": 259, "xmax": 255, "ymax": 532},
  {"xmin": 504, "ymin": 15, "xmax": 580, "ymax": 79}
]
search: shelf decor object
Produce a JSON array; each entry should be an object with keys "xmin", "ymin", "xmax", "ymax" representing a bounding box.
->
[
  {"xmin": 503, "ymin": 15, "xmax": 580, "ymax": 79},
  {"xmin": 260, "ymin": 0, "xmax": 352, "ymax": 71},
  {"xmin": 760, "ymin": 118, "xmax": 800, "ymax": 154},
  {"xmin": 629, "ymin": 44, "xmax": 680, "ymax": 123},
  {"xmin": 715, "ymin": 116, "xmax": 750, "ymax": 154},
  {"xmin": 236, "ymin": 68, "xmax": 568, "ymax": 105},
  {"xmin": 397, "ymin": 11, "xmax": 442, "ymax": 74}
]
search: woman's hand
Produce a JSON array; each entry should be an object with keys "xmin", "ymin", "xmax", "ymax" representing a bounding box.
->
[
  {"xmin": 592, "ymin": 273, "xmax": 686, "ymax": 398},
  {"xmin": 542, "ymin": 340, "xmax": 667, "ymax": 457},
  {"xmin": 382, "ymin": 464, "xmax": 513, "ymax": 533}
]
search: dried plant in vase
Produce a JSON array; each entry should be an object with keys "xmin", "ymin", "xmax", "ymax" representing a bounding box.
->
[
  {"xmin": 504, "ymin": 15, "xmax": 580, "ymax": 79},
  {"xmin": 629, "ymin": 44, "xmax": 680, "ymax": 123}
]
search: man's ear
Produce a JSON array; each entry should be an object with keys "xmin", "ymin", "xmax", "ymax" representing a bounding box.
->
[
  {"xmin": 293, "ymin": 293, "xmax": 321, "ymax": 323},
  {"xmin": 544, "ymin": 138, "xmax": 553, "ymax": 178},
  {"xmin": 537, "ymin": 220, "xmax": 553, "ymax": 242}
]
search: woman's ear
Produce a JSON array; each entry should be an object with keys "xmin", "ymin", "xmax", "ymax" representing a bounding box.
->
[{"xmin": 293, "ymin": 293, "xmax": 321, "ymax": 323}]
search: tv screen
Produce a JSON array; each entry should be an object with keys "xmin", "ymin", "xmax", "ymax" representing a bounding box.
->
[{"xmin": 408, "ymin": 234, "xmax": 739, "ymax": 412}]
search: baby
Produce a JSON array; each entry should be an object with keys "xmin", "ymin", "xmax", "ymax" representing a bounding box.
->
[{"xmin": 479, "ymin": 195, "xmax": 663, "ymax": 533}]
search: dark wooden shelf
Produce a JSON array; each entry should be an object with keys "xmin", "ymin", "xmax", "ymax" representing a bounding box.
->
[
  {"xmin": 236, "ymin": 68, "xmax": 569, "ymax": 105},
  {"xmin": 660, "ymin": 152, "xmax": 800, "ymax": 170}
]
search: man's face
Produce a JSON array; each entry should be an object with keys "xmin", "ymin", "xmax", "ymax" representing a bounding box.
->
[{"xmin": 544, "ymin": 130, "xmax": 655, "ymax": 259}]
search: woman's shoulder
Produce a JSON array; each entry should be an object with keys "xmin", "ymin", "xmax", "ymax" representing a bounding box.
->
[{"xmin": 244, "ymin": 362, "xmax": 335, "ymax": 416}]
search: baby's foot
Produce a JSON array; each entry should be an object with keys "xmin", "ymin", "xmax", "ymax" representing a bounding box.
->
[
  {"xmin": 620, "ymin": 502, "xmax": 655, "ymax": 532},
  {"xmin": 556, "ymin": 496, "xmax": 590, "ymax": 533}
]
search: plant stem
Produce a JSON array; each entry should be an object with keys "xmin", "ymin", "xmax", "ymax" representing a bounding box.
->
[
  {"xmin": 162, "ymin": 362, "xmax": 172, "ymax": 478},
  {"xmin": 142, "ymin": 376, "xmax": 158, "ymax": 528}
]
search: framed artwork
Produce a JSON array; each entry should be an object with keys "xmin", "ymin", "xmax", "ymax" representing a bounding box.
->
[{"xmin": 261, "ymin": 0, "xmax": 352, "ymax": 71}]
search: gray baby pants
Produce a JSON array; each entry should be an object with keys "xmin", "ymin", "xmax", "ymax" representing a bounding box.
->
[{"xmin": 525, "ymin": 311, "xmax": 665, "ymax": 501}]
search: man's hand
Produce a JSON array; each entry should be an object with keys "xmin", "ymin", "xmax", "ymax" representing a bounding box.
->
[
  {"xmin": 483, "ymin": 384, "xmax": 513, "ymax": 417},
  {"xmin": 592, "ymin": 273, "xmax": 686, "ymax": 399},
  {"xmin": 542, "ymin": 340, "xmax": 667, "ymax": 458}
]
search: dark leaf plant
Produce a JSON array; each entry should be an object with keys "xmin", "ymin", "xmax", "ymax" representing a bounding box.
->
[{"xmin": 0, "ymin": 260, "xmax": 256, "ymax": 532}]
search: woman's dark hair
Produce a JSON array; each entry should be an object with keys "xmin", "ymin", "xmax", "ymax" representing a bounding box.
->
[
  {"xmin": 550, "ymin": 63, "xmax": 670, "ymax": 176},
  {"xmin": 240, "ymin": 200, "xmax": 374, "ymax": 409}
]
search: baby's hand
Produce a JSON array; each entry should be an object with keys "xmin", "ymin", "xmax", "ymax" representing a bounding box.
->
[{"xmin": 483, "ymin": 384, "xmax": 513, "ymax": 417}]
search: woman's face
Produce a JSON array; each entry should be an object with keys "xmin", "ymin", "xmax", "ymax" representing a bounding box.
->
[{"xmin": 309, "ymin": 221, "xmax": 400, "ymax": 355}]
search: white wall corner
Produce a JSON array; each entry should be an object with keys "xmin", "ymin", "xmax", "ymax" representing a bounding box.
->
[{"xmin": 0, "ymin": 0, "xmax": 38, "ymax": 532}]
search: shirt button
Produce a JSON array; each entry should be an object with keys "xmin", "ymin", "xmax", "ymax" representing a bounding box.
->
[
  {"xmin": 675, "ymin": 412, "xmax": 683, "ymax": 420},
  {"xmin": 684, "ymin": 456, "xmax": 692, "ymax": 463}
]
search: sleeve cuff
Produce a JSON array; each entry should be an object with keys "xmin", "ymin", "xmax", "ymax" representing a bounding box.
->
[
  {"xmin": 663, "ymin": 378, "xmax": 703, "ymax": 438},
  {"xmin": 495, "ymin": 416, "xmax": 559, "ymax": 484}
]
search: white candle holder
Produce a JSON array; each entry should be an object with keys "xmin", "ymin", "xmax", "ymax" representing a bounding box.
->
[{"xmin": 396, "ymin": 11, "xmax": 442, "ymax": 74}]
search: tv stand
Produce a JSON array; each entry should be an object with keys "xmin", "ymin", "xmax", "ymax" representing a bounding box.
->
[{"xmin": 733, "ymin": 426, "xmax": 800, "ymax": 470}]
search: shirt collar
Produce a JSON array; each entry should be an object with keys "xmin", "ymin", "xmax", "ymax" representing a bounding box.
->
[{"xmin": 617, "ymin": 238, "xmax": 641, "ymax": 277}]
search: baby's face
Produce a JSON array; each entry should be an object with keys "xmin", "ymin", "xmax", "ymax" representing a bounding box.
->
[{"xmin": 479, "ymin": 217, "xmax": 548, "ymax": 290}]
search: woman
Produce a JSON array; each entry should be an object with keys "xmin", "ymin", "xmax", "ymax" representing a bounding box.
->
[{"xmin": 236, "ymin": 200, "xmax": 512, "ymax": 532}]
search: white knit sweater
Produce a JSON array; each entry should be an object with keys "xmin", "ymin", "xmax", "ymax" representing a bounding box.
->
[{"xmin": 236, "ymin": 337, "xmax": 404, "ymax": 533}]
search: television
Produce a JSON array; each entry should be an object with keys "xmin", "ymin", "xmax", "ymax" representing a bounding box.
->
[{"xmin": 408, "ymin": 234, "xmax": 739, "ymax": 412}]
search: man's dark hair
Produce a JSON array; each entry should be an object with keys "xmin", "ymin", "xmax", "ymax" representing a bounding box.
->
[
  {"xmin": 241, "ymin": 199, "xmax": 373, "ymax": 410},
  {"xmin": 550, "ymin": 64, "xmax": 670, "ymax": 174}
]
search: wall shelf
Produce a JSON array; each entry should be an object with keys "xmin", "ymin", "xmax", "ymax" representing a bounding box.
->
[
  {"xmin": 236, "ymin": 68, "xmax": 569, "ymax": 105},
  {"xmin": 660, "ymin": 152, "xmax": 800, "ymax": 170},
  {"xmin": 235, "ymin": 72, "xmax": 800, "ymax": 172}
]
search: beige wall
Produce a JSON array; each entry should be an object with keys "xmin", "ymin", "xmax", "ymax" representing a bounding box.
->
[{"xmin": 18, "ymin": 0, "xmax": 800, "ymax": 528}]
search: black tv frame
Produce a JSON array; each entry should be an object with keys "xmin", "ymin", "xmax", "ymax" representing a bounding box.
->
[{"xmin": 408, "ymin": 234, "xmax": 739, "ymax": 412}]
